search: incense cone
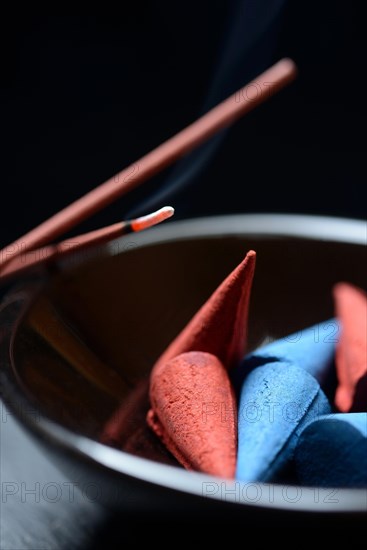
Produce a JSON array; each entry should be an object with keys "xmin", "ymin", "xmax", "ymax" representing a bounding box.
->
[
  {"xmin": 232, "ymin": 319, "xmax": 339, "ymax": 392},
  {"xmin": 147, "ymin": 351, "xmax": 237, "ymax": 477},
  {"xmin": 236, "ymin": 363, "xmax": 330, "ymax": 482},
  {"xmin": 154, "ymin": 250, "xmax": 256, "ymax": 372},
  {"xmin": 146, "ymin": 251, "xmax": 255, "ymax": 475},
  {"xmin": 333, "ymin": 283, "xmax": 367, "ymax": 412},
  {"xmin": 295, "ymin": 413, "xmax": 367, "ymax": 487}
]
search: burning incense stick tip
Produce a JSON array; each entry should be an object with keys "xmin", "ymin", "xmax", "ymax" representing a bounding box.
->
[{"xmin": 130, "ymin": 206, "xmax": 175, "ymax": 232}]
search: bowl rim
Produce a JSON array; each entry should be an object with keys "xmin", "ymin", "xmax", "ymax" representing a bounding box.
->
[{"xmin": 1, "ymin": 213, "xmax": 366, "ymax": 513}]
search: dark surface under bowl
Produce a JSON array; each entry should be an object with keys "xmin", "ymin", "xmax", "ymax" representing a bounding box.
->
[{"xmin": 0, "ymin": 214, "xmax": 366, "ymax": 523}]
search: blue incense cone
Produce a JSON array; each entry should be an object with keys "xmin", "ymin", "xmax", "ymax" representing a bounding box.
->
[
  {"xmin": 234, "ymin": 320, "xmax": 339, "ymax": 390},
  {"xmin": 236, "ymin": 363, "xmax": 331, "ymax": 482},
  {"xmin": 295, "ymin": 413, "xmax": 367, "ymax": 487}
]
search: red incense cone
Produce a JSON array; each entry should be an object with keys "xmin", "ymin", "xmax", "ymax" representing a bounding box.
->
[
  {"xmin": 147, "ymin": 252, "xmax": 256, "ymax": 476},
  {"xmin": 147, "ymin": 351, "xmax": 237, "ymax": 477},
  {"xmin": 334, "ymin": 282, "xmax": 367, "ymax": 412},
  {"xmin": 154, "ymin": 250, "xmax": 256, "ymax": 372}
]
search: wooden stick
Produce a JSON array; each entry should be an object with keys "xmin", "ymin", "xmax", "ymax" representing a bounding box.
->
[
  {"xmin": 0, "ymin": 206, "xmax": 174, "ymax": 283},
  {"xmin": 0, "ymin": 58, "xmax": 297, "ymax": 268}
]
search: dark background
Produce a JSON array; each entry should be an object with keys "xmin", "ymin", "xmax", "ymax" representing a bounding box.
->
[
  {"xmin": 0, "ymin": 2, "xmax": 365, "ymax": 252},
  {"xmin": 0, "ymin": 3, "xmax": 366, "ymax": 546}
]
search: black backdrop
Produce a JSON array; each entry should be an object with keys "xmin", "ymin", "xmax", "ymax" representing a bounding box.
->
[{"xmin": 1, "ymin": 3, "xmax": 365, "ymax": 251}]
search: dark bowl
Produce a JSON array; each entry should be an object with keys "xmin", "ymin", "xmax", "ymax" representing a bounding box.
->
[{"xmin": 0, "ymin": 214, "xmax": 366, "ymax": 523}]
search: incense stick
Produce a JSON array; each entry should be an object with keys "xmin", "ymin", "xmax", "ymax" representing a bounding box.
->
[
  {"xmin": 0, "ymin": 58, "xmax": 297, "ymax": 269},
  {"xmin": 0, "ymin": 206, "xmax": 174, "ymax": 283}
]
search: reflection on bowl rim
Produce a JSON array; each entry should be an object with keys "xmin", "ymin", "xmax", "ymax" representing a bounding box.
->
[{"xmin": 1, "ymin": 214, "xmax": 366, "ymax": 513}]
